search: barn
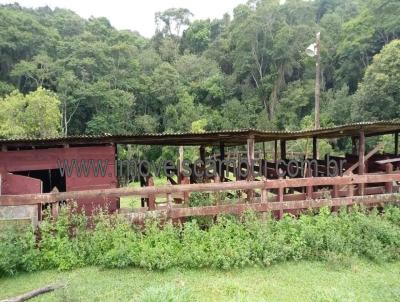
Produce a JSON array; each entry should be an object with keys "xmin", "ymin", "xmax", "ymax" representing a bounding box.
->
[
  {"xmin": 0, "ymin": 139, "xmax": 118, "ymax": 223},
  {"xmin": 2, "ymin": 120, "xmax": 400, "ymax": 225}
]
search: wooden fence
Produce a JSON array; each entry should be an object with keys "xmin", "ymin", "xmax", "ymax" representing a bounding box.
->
[{"xmin": 1, "ymin": 171, "xmax": 400, "ymax": 222}]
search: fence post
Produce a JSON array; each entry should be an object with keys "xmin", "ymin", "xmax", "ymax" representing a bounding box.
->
[
  {"xmin": 385, "ymin": 163, "xmax": 393, "ymax": 193},
  {"xmin": 246, "ymin": 135, "xmax": 255, "ymax": 202},
  {"xmin": 277, "ymin": 173, "xmax": 284, "ymax": 219},
  {"xmin": 358, "ymin": 130, "xmax": 365, "ymax": 195},
  {"xmin": 261, "ymin": 177, "xmax": 268, "ymax": 221},
  {"xmin": 147, "ymin": 176, "xmax": 156, "ymax": 210},
  {"xmin": 306, "ymin": 167, "xmax": 313, "ymax": 199},
  {"xmin": 332, "ymin": 184, "xmax": 340, "ymax": 212}
]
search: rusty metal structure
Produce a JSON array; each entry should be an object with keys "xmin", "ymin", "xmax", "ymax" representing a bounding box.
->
[{"xmin": 1, "ymin": 120, "xmax": 400, "ymax": 224}]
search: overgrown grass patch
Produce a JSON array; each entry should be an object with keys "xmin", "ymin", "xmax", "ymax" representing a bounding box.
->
[{"xmin": 1, "ymin": 204, "xmax": 400, "ymax": 276}]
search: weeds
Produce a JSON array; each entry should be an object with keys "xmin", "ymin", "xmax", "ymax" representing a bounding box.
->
[{"xmin": 1, "ymin": 204, "xmax": 400, "ymax": 276}]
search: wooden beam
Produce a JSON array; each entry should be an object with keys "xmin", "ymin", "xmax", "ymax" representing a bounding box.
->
[
  {"xmin": 219, "ymin": 142, "xmax": 225, "ymax": 180},
  {"xmin": 124, "ymin": 193, "xmax": 400, "ymax": 222},
  {"xmin": 3, "ymin": 174, "xmax": 400, "ymax": 206},
  {"xmin": 274, "ymin": 140, "xmax": 278, "ymax": 162},
  {"xmin": 147, "ymin": 176, "xmax": 156, "ymax": 210},
  {"xmin": 247, "ymin": 136, "xmax": 255, "ymax": 180},
  {"xmin": 344, "ymin": 143, "xmax": 383, "ymax": 175},
  {"xmin": 247, "ymin": 136, "xmax": 255, "ymax": 201},
  {"xmin": 178, "ymin": 145, "xmax": 184, "ymax": 183},
  {"xmin": 395, "ymin": 132, "xmax": 399, "ymax": 155},
  {"xmin": 262, "ymin": 142, "xmax": 266, "ymax": 160},
  {"xmin": 312, "ymin": 137, "xmax": 317, "ymax": 160},
  {"xmin": 358, "ymin": 130, "xmax": 365, "ymax": 195},
  {"xmin": 199, "ymin": 146, "xmax": 205, "ymax": 162},
  {"xmin": 385, "ymin": 163, "xmax": 393, "ymax": 193}
]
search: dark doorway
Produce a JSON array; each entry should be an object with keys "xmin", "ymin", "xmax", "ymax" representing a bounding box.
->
[{"xmin": 14, "ymin": 169, "xmax": 66, "ymax": 193}]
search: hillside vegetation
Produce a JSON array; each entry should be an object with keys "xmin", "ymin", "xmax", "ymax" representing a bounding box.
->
[{"xmin": 0, "ymin": 0, "xmax": 399, "ymax": 157}]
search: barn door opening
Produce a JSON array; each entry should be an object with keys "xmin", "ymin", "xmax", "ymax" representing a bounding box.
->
[
  {"xmin": 14, "ymin": 169, "xmax": 66, "ymax": 193},
  {"xmin": 14, "ymin": 169, "xmax": 66, "ymax": 217}
]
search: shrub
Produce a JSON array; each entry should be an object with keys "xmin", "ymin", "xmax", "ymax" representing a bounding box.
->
[
  {"xmin": 138, "ymin": 220, "xmax": 181, "ymax": 270},
  {"xmin": 0, "ymin": 224, "xmax": 38, "ymax": 276},
  {"xmin": 1, "ymin": 203, "xmax": 400, "ymax": 276}
]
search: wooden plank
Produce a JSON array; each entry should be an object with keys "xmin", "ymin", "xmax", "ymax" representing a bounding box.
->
[
  {"xmin": 219, "ymin": 142, "xmax": 225, "ymax": 180},
  {"xmin": 123, "ymin": 193, "xmax": 400, "ymax": 221},
  {"xmin": 312, "ymin": 137, "xmax": 317, "ymax": 160},
  {"xmin": 376, "ymin": 157, "xmax": 400, "ymax": 165},
  {"xmin": 246, "ymin": 136, "xmax": 255, "ymax": 201},
  {"xmin": 247, "ymin": 136, "xmax": 255, "ymax": 180},
  {"xmin": 147, "ymin": 177, "xmax": 156, "ymax": 210},
  {"xmin": 3, "ymin": 173, "xmax": 400, "ymax": 206},
  {"xmin": 344, "ymin": 143, "xmax": 383, "ymax": 175},
  {"xmin": 358, "ymin": 130, "xmax": 365, "ymax": 195},
  {"xmin": 277, "ymin": 174, "xmax": 284, "ymax": 218},
  {"xmin": 178, "ymin": 146, "xmax": 184, "ymax": 181},
  {"xmin": 385, "ymin": 163, "xmax": 393, "ymax": 193}
]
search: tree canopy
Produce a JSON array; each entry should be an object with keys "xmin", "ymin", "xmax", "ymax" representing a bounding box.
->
[{"xmin": 0, "ymin": 0, "xmax": 399, "ymax": 148}]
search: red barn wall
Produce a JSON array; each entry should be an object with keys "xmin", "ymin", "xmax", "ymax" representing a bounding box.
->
[{"xmin": 0, "ymin": 146, "xmax": 119, "ymax": 214}]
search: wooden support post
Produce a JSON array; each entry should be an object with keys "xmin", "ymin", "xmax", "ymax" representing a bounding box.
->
[
  {"xmin": 395, "ymin": 132, "xmax": 399, "ymax": 156},
  {"xmin": 358, "ymin": 130, "xmax": 365, "ymax": 196},
  {"xmin": 167, "ymin": 191, "xmax": 173, "ymax": 221},
  {"xmin": 199, "ymin": 145, "xmax": 206, "ymax": 163},
  {"xmin": 262, "ymin": 142, "xmax": 266, "ymax": 160},
  {"xmin": 178, "ymin": 146, "xmax": 184, "ymax": 184},
  {"xmin": 332, "ymin": 185, "xmax": 339, "ymax": 198},
  {"xmin": 312, "ymin": 136, "xmax": 317, "ymax": 160},
  {"xmin": 306, "ymin": 167, "xmax": 313, "ymax": 199},
  {"xmin": 219, "ymin": 142, "xmax": 225, "ymax": 181},
  {"xmin": 147, "ymin": 176, "xmax": 156, "ymax": 210},
  {"xmin": 385, "ymin": 163, "xmax": 393, "ymax": 193},
  {"xmin": 277, "ymin": 174, "xmax": 284, "ymax": 219},
  {"xmin": 280, "ymin": 140, "xmax": 286, "ymax": 160},
  {"xmin": 332, "ymin": 184, "xmax": 340, "ymax": 212},
  {"xmin": 247, "ymin": 136, "xmax": 255, "ymax": 180},
  {"xmin": 247, "ymin": 136, "xmax": 255, "ymax": 201},
  {"xmin": 180, "ymin": 176, "xmax": 190, "ymax": 205},
  {"xmin": 260, "ymin": 177, "xmax": 268, "ymax": 221},
  {"xmin": 261, "ymin": 189, "xmax": 267, "ymax": 203},
  {"xmin": 348, "ymin": 184, "xmax": 354, "ymax": 197}
]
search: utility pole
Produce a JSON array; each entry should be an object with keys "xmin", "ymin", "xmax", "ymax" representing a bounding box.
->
[{"xmin": 315, "ymin": 32, "xmax": 321, "ymax": 130}]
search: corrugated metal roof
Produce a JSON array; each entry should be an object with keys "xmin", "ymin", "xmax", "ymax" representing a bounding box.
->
[{"xmin": 1, "ymin": 121, "xmax": 400, "ymax": 147}]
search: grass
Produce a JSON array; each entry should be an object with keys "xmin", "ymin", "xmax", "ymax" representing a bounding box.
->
[
  {"xmin": 1, "ymin": 260, "xmax": 400, "ymax": 301},
  {"xmin": 120, "ymin": 177, "xmax": 169, "ymax": 209}
]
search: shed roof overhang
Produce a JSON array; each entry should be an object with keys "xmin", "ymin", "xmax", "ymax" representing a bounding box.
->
[{"xmin": 1, "ymin": 121, "xmax": 400, "ymax": 148}]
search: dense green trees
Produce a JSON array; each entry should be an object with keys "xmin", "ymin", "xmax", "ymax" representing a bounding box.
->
[
  {"xmin": 352, "ymin": 40, "xmax": 400, "ymax": 121},
  {"xmin": 0, "ymin": 0, "xmax": 399, "ymax": 144},
  {"xmin": 0, "ymin": 87, "xmax": 61, "ymax": 137}
]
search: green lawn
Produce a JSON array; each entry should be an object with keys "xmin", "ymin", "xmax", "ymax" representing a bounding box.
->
[{"xmin": 1, "ymin": 261, "xmax": 400, "ymax": 301}]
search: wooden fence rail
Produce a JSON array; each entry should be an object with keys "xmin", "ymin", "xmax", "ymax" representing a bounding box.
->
[{"xmin": 0, "ymin": 173, "xmax": 399, "ymax": 207}]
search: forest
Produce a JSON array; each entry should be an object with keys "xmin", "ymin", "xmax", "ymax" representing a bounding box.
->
[{"xmin": 0, "ymin": 0, "xmax": 399, "ymax": 157}]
